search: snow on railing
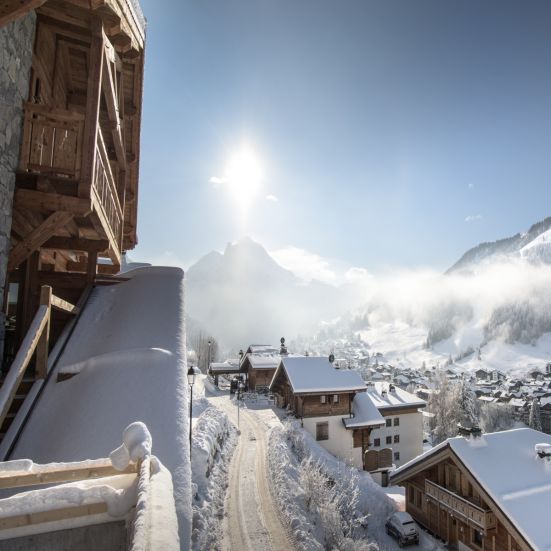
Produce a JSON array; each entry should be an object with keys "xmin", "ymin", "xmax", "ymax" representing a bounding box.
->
[{"xmin": 0, "ymin": 422, "xmax": 179, "ymax": 550}]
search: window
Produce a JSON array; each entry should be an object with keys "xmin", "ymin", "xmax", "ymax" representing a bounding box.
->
[
  {"xmin": 394, "ymin": 451, "xmax": 400, "ymax": 461},
  {"xmin": 394, "ymin": 417, "xmax": 400, "ymax": 426},
  {"xmin": 374, "ymin": 438, "xmax": 380, "ymax": 447},
  {"xmin": 472, "ymin": 529, "xmax": 483, "ymax": 547},
  {"xmin": 316, "ymin": 422, "xmax": 329, "ymax": 441},
  {"xmin": 320, "ymin": 395, "xmax": 327, "ymax": 404},
  {"xmin": 408, "ymin": 485, "xmax": 415, "ymax": 504},
  {"xmin": 333, "ymin": 394, "xmax": 339, "ymax": 403},
  {"xmin": 394, "ymin": 434, "xmax": 400, "ymax": 443},
  {"xmin": 386, "ymin": 436, "xmax": 392, "ymax": 445},
  {"xmin": 385, "ymin": 418, "xmax": 392, "ymax": 427}
]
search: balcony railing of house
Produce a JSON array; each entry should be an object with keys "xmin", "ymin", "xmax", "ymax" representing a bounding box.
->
[
  {"xmin": 19, "ymin": 102, "xmax": 123, "ymax": 258},
  {"xmin": 425, "ymin": 479, "xmax": 497, "ymax": 532}
]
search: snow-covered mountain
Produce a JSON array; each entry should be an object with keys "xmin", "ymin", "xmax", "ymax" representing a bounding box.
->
[
  {"xmin": 185, "ymin": 237, "xmax": 352, "ymax": 349},
  {"xmin": 447, "ymin": 217, "xmax": 551, "ymax": 274}
]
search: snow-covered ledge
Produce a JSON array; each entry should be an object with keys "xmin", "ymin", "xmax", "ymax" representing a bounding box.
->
[{"xmin": 0, "ymin": 422, "xmax": 179, "ymax": 551}]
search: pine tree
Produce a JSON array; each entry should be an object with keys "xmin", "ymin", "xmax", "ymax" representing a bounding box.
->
[
  {"xmin": 529, "ymin": 398, "xmax": 543, "ymax": 432},
  {"xmin": 458, "ymin": 378, "xmax": 478, "ymax": 428}
]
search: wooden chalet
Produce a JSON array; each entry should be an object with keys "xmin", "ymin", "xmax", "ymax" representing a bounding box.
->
[
  {"xmin": 239, "ymin": 343, "xmax": 281, "ymax": 391},
  {"xmin": 391, "ymin": 428, "xmax": 551, "ymax": 551},
  {"xmin": 0, "ymin": 0, "xmax": 145, "ymax": 444},
  {"xmin": 270, "ymin": 356, "xmax": 387, "ymax": 471}
]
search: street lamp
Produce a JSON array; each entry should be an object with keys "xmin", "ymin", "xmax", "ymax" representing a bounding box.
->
[
  {"xmin": 187, "ymin": 365, "xmax": 196, "ymax": 459},
  {"xmin": 208, "ymin": 339, "xmax": 213, "ymax": 386}
]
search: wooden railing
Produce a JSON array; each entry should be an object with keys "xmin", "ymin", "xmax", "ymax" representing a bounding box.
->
[
  {"xmin": 19, "ymin": 103, "xmax": 84, "ymax": 178},
  {"xmin": 425, "ymin": 480, "xmax": 496, "ymax": 531},
  {"xmin": 0, "ymin": 286, "xmax": 79, "ymax": 431},
  {"xmin": 92, "ymin": 129, "xmax": 123, "ymax": 251}
]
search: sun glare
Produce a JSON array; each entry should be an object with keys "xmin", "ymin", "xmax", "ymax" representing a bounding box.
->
[{"xmin": 225, "ymin": 146, "xmax": 263, "ymax": 210}]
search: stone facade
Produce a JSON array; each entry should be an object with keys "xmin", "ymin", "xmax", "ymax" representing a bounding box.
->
[{"xmin": 0, "ymin": 12, "xmax": 36, "ymax": 361}]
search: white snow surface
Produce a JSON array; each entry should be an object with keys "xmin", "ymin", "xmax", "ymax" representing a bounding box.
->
[
  {"xmin": 343, "ymin": 392, "xmax": 385, "ymax": 428},
  {"xmin": 11, "ymin": 267, "xmax": 191, "ymax": 548},
  {"xmin": 365, "ymin": 382, "xmax": 426, "ymax": 410},
  {"xmin": 274, "ymin": 356, "xmax": 366, "ymax": 394},
  {"xmin": 394, "ymin": 428, "xmax": 551, "ymax": 551}
]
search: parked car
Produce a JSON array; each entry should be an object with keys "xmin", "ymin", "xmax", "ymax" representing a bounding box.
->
[{"xmin": 385, "ymin": 512, "xmax": 419, "ymax": 547}]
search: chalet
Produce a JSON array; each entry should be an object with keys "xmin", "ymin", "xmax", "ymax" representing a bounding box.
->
[
  {"xmin": 240, "ymin": 341, "xmax": 289, "ymax": 392},
  {"xmin": 270, "ymin": 356, "xmax": 386, "ymax": 471},
  {"xmin": 365, "ymin": 382, "xmax": 426, "ymax": 475},
  {"xmin": 391, "ymin": 429, "xmax": 551, "ymax": 551},
  {"xmin": 0, "ymin": 0, "xmax": 146, "ymax": 440}
]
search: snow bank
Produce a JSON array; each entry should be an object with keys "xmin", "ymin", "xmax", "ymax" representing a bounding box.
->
[
  {"xmin": 269, "ymin": 421, "xmax": 445, "ymax": 551},
  {"xmin": 191, "ymin": 404, "xmax": 237, "ymax": 551},
  {"xmin": 11, "ymin": 267, "xmax": 191, "ymax": 548}
]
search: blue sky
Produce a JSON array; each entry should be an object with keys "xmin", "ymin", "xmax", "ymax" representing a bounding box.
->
[{"xmin": 135, "ymin": 0, "xmax": 551, "ymax": 275}]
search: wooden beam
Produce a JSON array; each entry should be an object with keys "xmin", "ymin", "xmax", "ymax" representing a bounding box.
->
[
  {"xmin": 0, "ymin": 0, "xmax": 47, "ymax": 27},
  {"xmin": 14, "ymin": 189, "xmax": 92, "ymax": 217},
  {"xmin": 35, "ymin": 286, "xmax": 52, "ymax": 379},
  {"xmin": 79, "ymin": 17, "xmax": 105, "ymax": 197},
  {"xmin": 101, "ymin": 36, "xmax": 126, "ymax": 169},
  {"xmin": 0, "ymin": 458, "xmax": 137, "ymax": 490},
  {"xmin": 42, "ymin": 236, "xmax": 108, "ymax": 252},
  {"xmin": 51, "ymin": 294, "xmax": 79, "ymax": 315},
  {"xmin": 87, "ymin": 249, "xmax": 98, "ymax": 283},
  {"xmin": 8, "ymin": 212, "xmax": 74, "ymax": 272}
]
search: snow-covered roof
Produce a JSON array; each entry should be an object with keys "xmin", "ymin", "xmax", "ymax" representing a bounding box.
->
[
  {"xmin": 393, "ymin": 429, "xmax": 551, "ymax": 551},
  {"xmin": 248, "ymin": 354, "xmax": 280, "ymax": 370},
  {"xmin": 247, "ymin": 344, "xmax": 279, "ymax": 354},
  {"xmin": 10, "ymin": 266, "xmax": 191, "ymax": 544},
  {"xmin": 365, "ymin": 382, "xmax": 426, "ymax": 410},
  {"xmin": 272, "ymin": 356, "xmax": 366, "ymax": 394},
  {"xmin": 343, "ymin": 393, "xmax": 385, "ymax": 429},
  {"xmin": 209, "ymin": 361, "xmax": 240, "ymax": 373}
]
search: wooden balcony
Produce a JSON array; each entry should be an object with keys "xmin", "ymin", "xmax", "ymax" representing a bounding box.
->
[
  {"xmin": 15, "ymin": 102, "xmax": 123, "ymax": 268},
  {"xmin": 425, "ymin": 480, "xmax": 496, "ymax": 532}
]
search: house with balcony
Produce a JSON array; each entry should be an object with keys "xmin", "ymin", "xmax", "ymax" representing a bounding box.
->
[
  {"xmin": 269, "ymin": 356, "xmax": 387, "ymax": 471},
  {"xmin": 239, "ymin": 342, "xmax": 283, "ymax": 392},
  {"xmin": 391, "ymin": 428, "xmax": 551, "ymax": 551},
  {"xmin": 0, "ymin": 0, "xmax": 145, "ymax": 441}
]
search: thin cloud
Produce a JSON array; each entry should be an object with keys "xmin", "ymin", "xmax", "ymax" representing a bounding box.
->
[
  {"xmin": 270, "ymin": 246, "xmax": 339, "ymax": 286},
  {"xmin": 209, "ymin": 176, "xmax": 227, "ymax": 188},
  {"xmin": 465, "ymin": 214, "xmax": 482, "ymax": 223},
  {"xmin": 266, "ymin": 194, "xmax": 278, "ymax": 202}
]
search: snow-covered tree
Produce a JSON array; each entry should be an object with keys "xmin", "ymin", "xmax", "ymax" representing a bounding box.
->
[
  {"xmin": 529, "ymin": 398, "xmax": 543, "ymax": 432},
  {"xmin": 479, "ymin": 403, "xmax": 515, "ymax": 433},
  {"xmin": 458, "ymin": 378, "xmax": 479, "ymax": 428}
]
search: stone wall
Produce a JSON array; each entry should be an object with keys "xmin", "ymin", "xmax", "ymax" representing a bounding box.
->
[{"xmin": 0, "ymin": 12, "xmax": 36, "ymax": 361}]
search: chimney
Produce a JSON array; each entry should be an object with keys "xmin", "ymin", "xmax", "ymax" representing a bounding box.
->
[
  {"xmin": 329, "ymin": 353, "xmax": 335, "ymax": 365},
  {"xmin": 457, "ymin": 424, "xmax": 482, "ymax": 438},
  {"xmin": 535, "ymin": 443, "xmax": 551, "ymax": 460},
  {"xmin": 280, "ymin": 337, "xmax": 288, "ymax": 356},
  {"xmin": 389, "ymin": 384, "xmax": 396, "ymax": 393}
]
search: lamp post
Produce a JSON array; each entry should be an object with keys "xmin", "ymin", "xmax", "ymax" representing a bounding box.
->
[
  {"xmin": 187, "ymin": 365, "xmax": 196, "ymax": 460},
  {"xmin": 208, "ymin": 339, "xmax": 213, "ymax": 386}
]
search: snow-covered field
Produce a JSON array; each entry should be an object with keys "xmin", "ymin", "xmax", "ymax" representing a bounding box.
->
[{"xmin": 356, "ymin": 321, "xmax": 551, "ymax": 377}]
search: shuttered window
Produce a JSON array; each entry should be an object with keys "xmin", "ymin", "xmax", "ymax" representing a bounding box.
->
[{"xmin": 316, "ymin": 422, "xmax": 329, "ymax": 441}]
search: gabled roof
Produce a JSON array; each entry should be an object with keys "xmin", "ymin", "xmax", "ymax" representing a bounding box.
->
[
  {"xmin": 365, "ymin": 382, "xmax": 426, "ymax": 410},
  {"xmin": 270, "ymin": 356, "xmax": 366, "ymax": 394},
  {"xmin": 343, "ymin": 392, "xmax": 385, "ymax": 429},
  {"xmin": 248, "ymin": 354, "xmax": 280, "ymax": 370},
  {"xmin": 392, "ymin": 429, "xmax": 551, "ymax": 551}
]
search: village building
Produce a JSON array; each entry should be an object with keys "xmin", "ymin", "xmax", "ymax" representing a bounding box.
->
[
  {"xmin": 391, "ymin": 428, "xmax": 551, "ymax": 551},
  {"xmin": 239, "ymin": 342, "xmax": 283, "ymax": 392},
  {"xmin": 365, "ymin": 382, "xmax": 426, "ymax": 473},
  {"xmin": 270, "ymin": 356, "xmax": 386, "ymax": 471}
]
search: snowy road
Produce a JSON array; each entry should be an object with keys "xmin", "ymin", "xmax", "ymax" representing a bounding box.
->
[{"xmin": 207, "ymin": 393, "xmax": 294, "ymax": 551}]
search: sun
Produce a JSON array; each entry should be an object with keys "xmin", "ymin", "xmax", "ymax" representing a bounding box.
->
[{"xmin": 225, "ymin": 145, "xmax": 263, "ymax": 209}]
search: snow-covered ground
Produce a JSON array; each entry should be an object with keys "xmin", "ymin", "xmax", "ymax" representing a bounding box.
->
[
  {"xmin": 268, "ymin": 420, "xmax": 445, "ymax": 551},
  {"xmin": 356, "ymin": 321, "xmax": 551, "ymax": 377}
]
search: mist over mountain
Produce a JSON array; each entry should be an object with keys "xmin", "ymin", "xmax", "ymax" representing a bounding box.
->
[{"xmin": 185, "ymin": 237, "xmax": 358, "ymax": 350}]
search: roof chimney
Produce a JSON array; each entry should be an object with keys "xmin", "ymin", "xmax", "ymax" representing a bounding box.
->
[
  {"xmin": 280, "ymin": 337, "xmax": 288, "ymax": 356},
  {"xmin": 457, "ymin": 424, "xmax": 482, "ymax": 438},
  {"xmin": 535, "ymin": 443, "xmax": 551, "ymax": 460},
  {"xmin": 329, "ymin": 353, "xmax": 335, "ymax": 365}
]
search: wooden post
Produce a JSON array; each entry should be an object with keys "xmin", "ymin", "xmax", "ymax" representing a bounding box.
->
[
  {"xmin": 87, "ymin": 250, "xmax": 98, "ymax": 284},
  {"xmin": 35, "ymin": 285, "xmax": 51, "ymax": 379},
  {"xmin": 79, "ymin": 17, "xmax": 105, "ymax": 198}
]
